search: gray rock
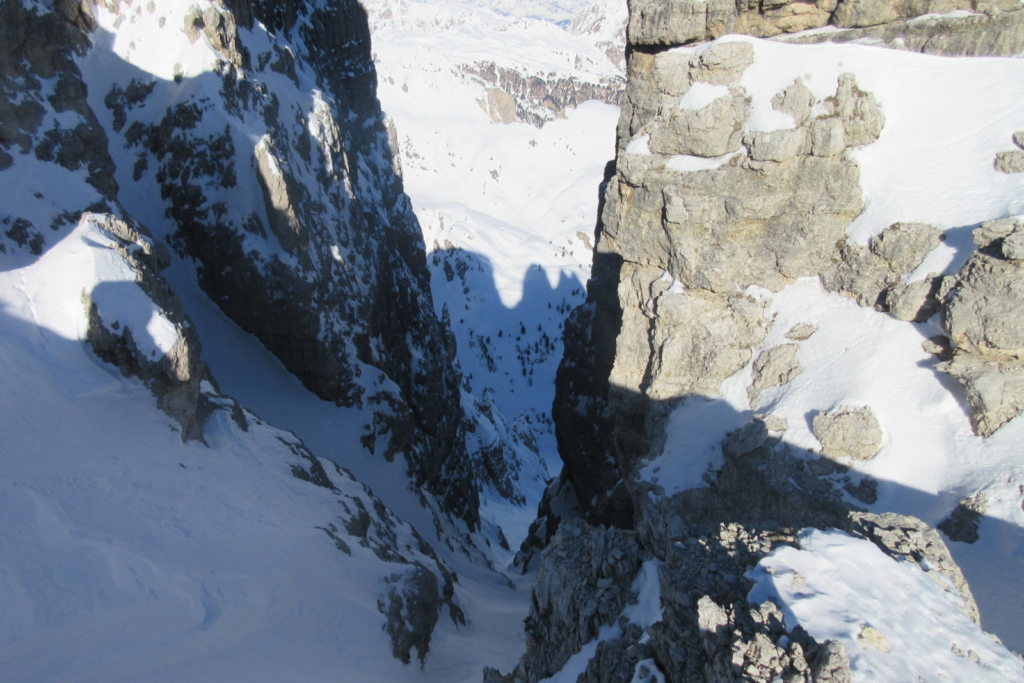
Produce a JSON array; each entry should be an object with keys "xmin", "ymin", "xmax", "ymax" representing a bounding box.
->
[
  {"xmin": 995, "ymin": 149, "xmax": 1024, "ymax": 174},
  {"xmin": 938, "ymin": 493, "xmax": 987, "ymax": 544},
  {"xmin": 809, "ymin": 640, "xmax": 852, "ymax": 683},
  {"xmin": 1002, "ymin": 229, "xmax": 1024, "ymax": 262},
  {"xmin": 835, "ymin": 73, "xmax": 886, "ymax": 148},
  {"xmin": 823, "ymin": 222, "xmax": 942, "ymax": 310},
  {"xmin": 498, "ymin": 520, "xmax": 643, "ymax": 682},
  {"xmin": 480, "ymin": 88, "xmax": 518, "ymax": 124},
  {"xmin": 944, "ymin": 245, "xmax": 1024, "ymax": 356},
  {"xmin": 378, "ymin": 564, "xmax": 441, "ymax": 664},
  {"xmin": 785, "ymin": 323, "xmax": 818, "ymax": 341},
  {"xmin": 648, "ymin": 89, "xmax": 749, "ymax": 157},
  {"xmin": 745, "ymin": 128, "xmax": 808, "ymax": 163},
  {"xmin": 809, "ymin": 116, "xmax": 847, "ymax": 157},
  {"xmin": 748, "ymin": 343, "xmax": 803, "ymax": 405},
  {"xmin": 812, "ymin": 405, "xmax": 883, "ymax": 460},
  {"xmin": 82, "ymin": 214, "xmax": 209, "ymax": 442},
  {"xmin": 92, "ymin": 0, "xmax": 490, "ymax": 526},
  {"xmin": 885, "ymin": 275, "xmax": 942, "ymax": 322},
  {"xmin": 784, "ymin": 7, "xmax": 1024, "ymax": 58},
  {"xmin": 937, "ymin": 354, "xmax": 1024, "ymax": 437},
  {"xmin": 0, "ymin": 0, "xmax": 117, "ymax": 260},
  {"xmin": 772, "ymin": 79, "xmax": 814, "ymax": 126}
]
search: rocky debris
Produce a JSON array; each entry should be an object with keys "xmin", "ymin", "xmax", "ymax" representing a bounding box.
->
[
  {"xmin": 82, "ymin": 213, "xmax": 211, "ymax": 442},
  {"xmin": 379, "ymin": 564, "xmax": 442, "ymax": 664},
  {"xmin": 302, "ymin": 450, "xmax": 465, "ymax": 666},
  {"xmin": 939, "ymin": 493, "xmax": 988, "ymax": 544},
  {"xmin": 492, "ymin": 513, "xmax": 857, "ymax": 683},
  {"xmin": 849, "ymin": 512, "xmax": 981, "ymax": 624},
  {"xmin": 822, "ymin": 221, "xmax": 943, "ymax": 313},
  {"xmin": 748, "ymin": 343, "xmax": 803, "ymax": 405},
  {"xmin": 184, "ymin": 5, "xmax": 246, "ymax": 68},
  {"xmin": 938, "ymin": 218, "xmax": 1024, "ymax": 436},
  {"xmin": 811, "ymin": 406, "xmax": 883, "ymax": 461},
  {"xmin": 514, "ymin": 476, "xmax": 582, "ymax": 572},
  {"xmin": 634, "ymin": 420, "xmax": 855, "ymax": 552}
]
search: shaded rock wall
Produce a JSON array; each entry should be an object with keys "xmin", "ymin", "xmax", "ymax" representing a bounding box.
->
[{"xmin": 92, "ymin": 0, "xmax": 485, "ymax": 526}]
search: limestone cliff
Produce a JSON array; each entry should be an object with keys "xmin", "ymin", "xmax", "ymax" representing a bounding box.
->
[{"xmin": 499, "ymin": 0, "xmax": 1024, "ymax": 680}]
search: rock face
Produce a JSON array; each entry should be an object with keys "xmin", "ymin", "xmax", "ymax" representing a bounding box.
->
[
  {"xmin": 629, "ymin": 0, "xmax": 1022, "ymax": 50},
  {"xmin": 64, "ymin": 0, "xmax": 516, "ymax": 527},
  {"xmin": 510, "ymin": 1, "xmax": 1024, "ymax": 680},
  {"xmin": 0, "ymin": 0, "xmax": 116, "ymax": 261},
  {"xmin": 557, "ymin": 37, "xmax": 886, "ymax": 527},
  {"xmin": 464, "ymin": 61, "xmax": 623, "ymax": 127}
]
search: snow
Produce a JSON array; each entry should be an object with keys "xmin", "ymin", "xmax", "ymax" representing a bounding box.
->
[
  {"xmin": 0, "ymin": 213, "xmax": 534, "ymax": 682},
  {"xmin": 677, "ymin": 81, "xmax": 731, "ymax": 110},
  {"xmin": 747, "ymin": 528, "xmax": 1024, "ymax": 681},
  {"xmin": 666, "ymin": 150, "xmax": 740, "ymax": 173}
]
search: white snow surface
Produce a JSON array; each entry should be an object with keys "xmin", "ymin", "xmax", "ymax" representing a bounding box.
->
[{"xmin": 748, "ymin": 529, "xmax": 1024, "ymax": 681}]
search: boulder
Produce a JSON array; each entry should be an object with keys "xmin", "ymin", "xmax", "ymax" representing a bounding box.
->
[{"xmin": 812, "ymin": 405, "xmax": 883, "ymax": 460}]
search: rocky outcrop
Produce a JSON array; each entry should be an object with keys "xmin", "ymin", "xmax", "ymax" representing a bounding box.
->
[
  {"xmin": 937, "ymin": 218, "xmax": 1024, "ymax": 436},
  {"xmin": 786, "ymin": 6, "xmax": 1024, "ymax": 57},
  {"xmin": 822, "ymin": 221, "xmax": 943, "ymax": 316},
  {"xmin": 628, "ymin": 0, "xmax": 1021, "ymax": 49},
  {"xmin": 82, "ymin": 213, "xmax": 210, "ymax": 442},
  {"xmin": 524, "ymin": 0, "xmax": 1023, "ymax": 679},
  {"xmin": 556, "ymin": 37, "xmax": 887, "ymax": 527},
  {"xmin": 811, "ymin": 406, "xmax": 883, "ymax": 461}
]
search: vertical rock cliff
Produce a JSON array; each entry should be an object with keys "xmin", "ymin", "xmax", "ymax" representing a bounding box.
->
[
  {"xmin": 87, "ymin": 0, "xmax": 482, "ymax": 524},
  {"xmin": 499, "ymin": 0, "xmax": 1024, "ymax": 680}
]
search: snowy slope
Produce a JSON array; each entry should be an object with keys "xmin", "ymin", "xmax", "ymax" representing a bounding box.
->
[{"xmin": 0, "ymin": 215, "xmax": 530, "ymax": 681}]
